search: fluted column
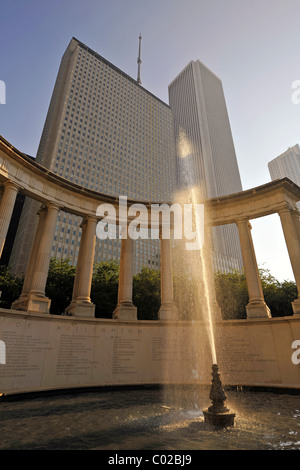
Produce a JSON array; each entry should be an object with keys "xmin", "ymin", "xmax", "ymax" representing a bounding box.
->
[
  {"xmin": 291, "ymin": 209, "xmax": 300, "ymax": 243},
  {"xmin": 0, "ymin": 181, "xmax": 19, "ymax": 258},
  {"xmin": 12, "ymin": 202, "xmax": 59, "ymax": 314},
  {"xmin": 29, "ymin": 203, "xmax": 59, "ymax": 295},
  {"xmin": 236, "ymin": 219, "xmax": 271, "ymax": 318},
  {"xmin": 113, "ymin": 236, "xmax": 137, "ymax": 320},
  {"xmin": 279, "ymin": 205, "xmax": 300, "ymax": 315},
  {"xmin": 158, "ymin": 236, "xmax": 178, "ymax": 320},
  {"xmin": 65, "ymin": 216, "xmax": 96, "ymax": 317},
  {"xmin": 12, "ymin": 205, "xmax": 47, "ymax": 310}
]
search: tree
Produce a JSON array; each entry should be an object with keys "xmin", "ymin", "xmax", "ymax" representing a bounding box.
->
[
  {"xmin": 45, "ymin": 258, "xmax": 76, "ymax": 314},
  {"xmin": 214, "ymin": 270, "xmax": 248, "ymax": 319},
  {"xmin": 173, "ymin": 272, "xmax": 201, "ymax": 320},
  {"xmin": 0, "ymin": 256, "xmax": 297, "ymax": 320},
  {"xmin": 259, "ymin": 269, "xmax": 296, "ymax": 317},
  {"xmin": 214, "ymin": 268, "xmax": 297, "ymax": 319},
  {"xmin": 0, "ymin": 265, "xmax": 23, "ymax": 309},
  {"xmin": 133, "ymin": 267, "xmax": 161, "ymax": 320},
  {"xmin": 91, "ymin": 260, "xmax": 119, "ymax": 318}
]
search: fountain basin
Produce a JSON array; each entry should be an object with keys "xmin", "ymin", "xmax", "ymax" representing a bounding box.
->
[{"xmin": 0, "ymin": 386, "xmax": 299, "ymax": 450}]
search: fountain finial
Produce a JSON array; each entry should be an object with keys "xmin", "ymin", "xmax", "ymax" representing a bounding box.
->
[{"xmin": 203, "ymin": 364, "xmax": 235, "ymax": 427}]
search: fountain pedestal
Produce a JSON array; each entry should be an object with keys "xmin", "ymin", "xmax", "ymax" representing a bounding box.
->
[{"xmin": 203, "ymin": 364, "xmax": 235, "ymax": 427}]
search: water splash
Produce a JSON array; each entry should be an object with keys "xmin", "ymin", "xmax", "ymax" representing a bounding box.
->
[
  {"xmin": 188, "ymin": 186, "xmax": 217, "ymax": 364},
  {"xmin": 176, "ymin": 127, "xmax": 217, "ymax": 365}
]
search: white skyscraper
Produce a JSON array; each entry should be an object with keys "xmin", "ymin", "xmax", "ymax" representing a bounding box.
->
[
  {"xmin": 268, "ymin": 144, "xmax": 300, "ymax": 212},
  {"xmin": 168, "ymin": 60, "xmax": 243, "ymax": 271},
  {"xmin": 268, "ymin": 145, "xmax": 300, "ymax": 183}
]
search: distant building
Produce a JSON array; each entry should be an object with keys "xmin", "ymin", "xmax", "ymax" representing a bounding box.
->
[
  {"xmin": 10, "ymin": 38, "xmax": 177, "ymax": 275},
  {"xmin": 268, "ymin": 144, "xmax": 300, "ymax": 192},
  {"xmin": 10, "ymin": 40, "xmax": 244, "ymax": 276},
  {"xmin": 1, "ymin": 154, "xmax": 34, "ymax": 268},
  {"xmin": 168, "ymin": 60, "xmax": 243, "ymax": 270},
  {"xmin": 0, "ymin": 193, "xmax": 26, "ymax": 267}
]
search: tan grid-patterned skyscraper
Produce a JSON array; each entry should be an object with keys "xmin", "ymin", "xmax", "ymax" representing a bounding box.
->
[{"xmin": 10, "ymin": 37, "xmax": 177, "ymax": 275}]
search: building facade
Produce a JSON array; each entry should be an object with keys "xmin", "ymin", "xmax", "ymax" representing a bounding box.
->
[
  {"xmin": 268, "ymin": 144, "xmax": 300, "ymax": 210},
  {"xmin": 10, "ymin": 40, "xmax": 244, "ymax": 276},
  {"xmin": 168, "ymin": 60, "xmax": 243, "ymax": 271},
  {"xmin": 10, "ymin": 38, "xmax": 177, "ymax": 275}
]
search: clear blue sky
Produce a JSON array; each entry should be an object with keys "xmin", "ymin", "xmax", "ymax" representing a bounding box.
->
[{"xmin": 1, "ymin": 0, "xmax": 300, "ymax": 281}]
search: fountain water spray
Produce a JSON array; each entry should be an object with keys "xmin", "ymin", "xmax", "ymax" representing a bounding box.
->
[
  {"xmin": 189, "ymin": 186, "xmax": 217, "ymax": 365},
  {"xmin": 176, "ymin": 128, "xmax": 235, "ymax": 427},
  {"xmin": 177, "ymin": 128, "xmax": 217, "ymax": 363}
]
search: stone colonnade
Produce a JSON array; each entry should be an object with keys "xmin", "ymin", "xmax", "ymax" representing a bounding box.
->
[
  {"xmin": 235, "ymin": 205, "xmax": 300, "ymax": 317},
  {"xmin": 2, "ymin": 183, "xmax": 179, "ymax": 320},
  {"xmin": 1, "ymin": 171, "xmax": 300, "ymax": 319}
]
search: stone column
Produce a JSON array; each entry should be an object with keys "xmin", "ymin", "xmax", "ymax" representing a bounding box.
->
[
  {"xmin": 65, "ymin": 216, "xmax": 96, "ymax": 317},
  {"xmin": 12, "ymin": 202, "xmax": 59, "ymax": 314},
  {"xmin": 0, "ymin": 181, "xmax": 19, "ymax": 258},
  {"xmin": 279, "ymin": 205, "xmax": 300, "ymax": 315},
  {"xmin": 291, "ymin": 208, "xmax": 300, "ymax": 245},
  {"xmin": 236, "ymin": 219, "xmax": 271, "ymax": 318},
  {"xmin": 11, "ymin": 205, "xmax": 47, "ymax": 310},
  {"xmin": 158, "ymin": 236, "xmax": 178, "ymax": 320},
  {"xmin": 113, "ymin": 236, "xmax": 137, "ymax": 320}
]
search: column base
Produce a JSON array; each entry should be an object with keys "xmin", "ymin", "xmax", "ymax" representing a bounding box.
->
[
  {"xmin": 65, "ymin": 300, "xmax": 95, "ymax": 317},
  {"xmin": 113, "ymin": 302, "xmax": 137, "ymax": 321},
  {"xmin": 246, "ymin": 300, "xmax": 271, "ymax": 319},
  {"xmin": 292, "ymin": 298, "xmax": 300, "ymax": 315},
  {"xmin": 158, "ymin": 302, "xmax": 179, "ymax": 321},
  {"xmin": 210, "ymin": 301, "xmax": 223, "ymax": 321},
  {"xmin": 11, "ymin": 293, "xmax": 51, "ymax": 314}
]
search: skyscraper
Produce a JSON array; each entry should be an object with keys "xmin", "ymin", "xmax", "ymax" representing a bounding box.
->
[
  {"xmin": 268, "ymin": 145, "xmax": 300, "ymax": 187},
  {"xmin": 168, "ymin": 60, "xmax": 243, "ymax": 271},
  {"xmin": 10, "ymin": 40, "xmax": 243, "ymax": 277},
  {"xmin": 10, "ymin": 37, "xmax": 177, "ymax": 275}
]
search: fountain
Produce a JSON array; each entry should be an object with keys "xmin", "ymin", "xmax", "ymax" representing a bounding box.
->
[
  {"xmin": 175, "ymin": 128, "xmax": 236, "ymax": 427},
  {"xmin": 203, "ymin": 363, "xmax": 236, "ymax": 427}
]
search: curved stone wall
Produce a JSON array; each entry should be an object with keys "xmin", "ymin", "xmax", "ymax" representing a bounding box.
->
[
  {"xmin": 0, "ymin": 308, "xmax": 299, "ymax": 395},
  {"xmin": 0, "ymin": 135, "xmax": 300, "ymax": 394}
]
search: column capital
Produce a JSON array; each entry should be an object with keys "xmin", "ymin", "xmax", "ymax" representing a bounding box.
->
[
  {"xmin": 80, "ymin": 215, "xmax": 98, "ymax": 228},
  {"xmin": 37, "ymin": 204, "xmax": 48, "ymax": 216},
  {"xmin": 291, "ymin": 207, "xmax": 300, "ymax": 217},
  {"xmin": 86, "ymin": 214, "xmax": 98, "ymax": 220},
  {"xmin": 80, "ymin": 218, "xmax": 88, "ymax": 230},
  {"xmin": 45, "ymin": 201, "xmax": 61, "ymax": 212},
  {"xmin": 236, "ymin": 218, "xmax": 252, "ymax": 230},
  {"xmin": 277, "ymin": 201, "xmax": 295, "ymax": 215},
  {"xmin": 2, "ymin": 180, "xmax": 20, "ymax": 192}
]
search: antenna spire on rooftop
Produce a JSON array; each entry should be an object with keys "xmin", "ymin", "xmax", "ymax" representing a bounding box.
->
[{"xmin": 137, "ymin": 34, "xmax": 142, "ymax": 85}]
